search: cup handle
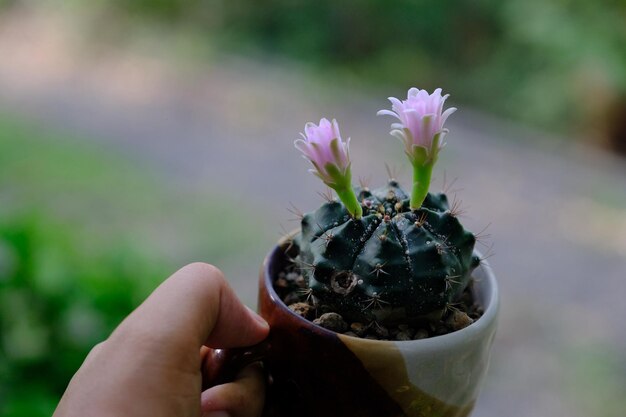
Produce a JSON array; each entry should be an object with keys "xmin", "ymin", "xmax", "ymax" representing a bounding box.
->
[{"xmin": 202, "ymin": 339, "xmax": 271, "ymax": 389}]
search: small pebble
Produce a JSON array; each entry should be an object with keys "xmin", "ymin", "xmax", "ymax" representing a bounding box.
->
[
  {"xmin": 283, "ymin": 292, "xmax": 300, "ymax": 305},
  {"xmin": 286, "ymin": 271, "xmax": 300, "ymax": 282},
  {"xmin": 288, "ymin": 302, "xmax": 312, "ymax": 319},
  {"xmin": 350, "ymin": 322, "xmax": 368, "ymax": 337},
  {"xmin": 469, "ymin": 310, "xmax": 481, "ymax": 320},
  {"xmin": 473, "ymin": 305, "xmax": 485, "ymax": 315},
  {"xmin": 446, "ymin": 310, "xmax": 474, "ymax": 331},
  {"xmin": 275, "ymin": 277, "xmax": 288, "ymax": 288},
  {"xmin": 313, "ymin": 312, "xmax": 348, "ymax": 333},
  {"xmin": 396, "ymin": 331, "xmax": 412, "ymax": 341},
  {"xmin": 295, "ymin": 275, "xmax": 307, "ymax": 288},
  {"xmin": 371, "ymin": 324, "xmax": 390, "ymax": 339},
  {"xmin": 414, "ymin": 329, "xmax": 429, "ymax": 340},
  {"xmin": 397, "ymin": 324, "xmax": 414, "ymax": 338}
]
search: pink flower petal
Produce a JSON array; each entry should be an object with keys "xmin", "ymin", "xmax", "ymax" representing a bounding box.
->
[
  {"xmin": 378, "ymin": 88, "xmax": 456, "ymax": 159},
  {"xmin": 294, "ymin": 118, "xmax": 351, "ymax": 184}
]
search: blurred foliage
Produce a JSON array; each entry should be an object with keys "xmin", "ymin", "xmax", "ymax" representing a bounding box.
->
[
  {"xmin": 0, "ymin": 113, "xmax": 266, "ymax": 416},
  {"xmin": 0, "ymin": 115, "xmax": 165, "ymax": 416},
  {"xmin": 0, "ymin": 214, "xmax": 163, "ymax": 417},
  {"xmin": 96, "ymin": 0, "xmax": 626, "ymax": 137}
]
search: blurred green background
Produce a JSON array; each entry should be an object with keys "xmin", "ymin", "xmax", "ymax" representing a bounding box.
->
[
  {"xmin": 78, "ymin": 0, "xmax": 626, "ymax": 150},
  {"xmin": 1, "ymin": 1, "xmax": 625, "ymax": 416}
]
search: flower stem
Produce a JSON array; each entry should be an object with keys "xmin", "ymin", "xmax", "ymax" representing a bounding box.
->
[
  {"xmin": 411, "ymin": 162, "xmax": 434, "ymax": 210},
  {"xmin": 335, "ymin": 187, "xmax": 363, "ymax": 219}
]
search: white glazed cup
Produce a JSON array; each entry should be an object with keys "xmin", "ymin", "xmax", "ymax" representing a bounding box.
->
[{"xmin": 208, "ymin": 242, "xmax": 499, "ymax": 417}]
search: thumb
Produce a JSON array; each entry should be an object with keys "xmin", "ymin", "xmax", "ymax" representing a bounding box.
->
[{"xmin": 112, "ymin": 263, "xmax": 269, "ymax": 354}]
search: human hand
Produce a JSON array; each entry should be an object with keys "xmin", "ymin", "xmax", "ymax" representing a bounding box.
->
[{"xmin": 53, "ymin": 263, "xmax": 270, "ymax": 417}]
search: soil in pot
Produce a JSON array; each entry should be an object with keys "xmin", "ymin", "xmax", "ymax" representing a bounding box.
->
[{"xmin": 273, "ymin": 258, "xmax": 484, "ymax": 341}]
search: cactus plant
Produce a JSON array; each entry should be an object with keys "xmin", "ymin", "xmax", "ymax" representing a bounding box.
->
[{"xmin": 291, "ymin": 88, "xmax": 481, "ymax": 326}]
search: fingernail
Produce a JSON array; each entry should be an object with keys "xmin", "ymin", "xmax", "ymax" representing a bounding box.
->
[
  {"xmin": 247, "ymin": 306, "xmax": 269, "ymax": 328},
  {"xmin": 203, "ymin": 412, "xmax": 230, "ymax": 417}
]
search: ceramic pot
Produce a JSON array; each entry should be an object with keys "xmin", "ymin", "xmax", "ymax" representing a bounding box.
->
[{"xmin": 209, "ymin": 241, "xmax": 498, "ymax": 417}]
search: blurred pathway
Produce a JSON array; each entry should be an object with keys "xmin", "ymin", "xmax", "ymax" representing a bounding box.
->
[{"xmin": 1, "ymin": 6, "xmax": 626, "ymax": 417}]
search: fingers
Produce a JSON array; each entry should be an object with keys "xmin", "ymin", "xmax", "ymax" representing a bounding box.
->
[
  {"xmin": 110, "ymin": 263, "xmax": 269, "ymax": 354},
  {"xmin": 201, "ymin": 363, "xmax": 265, "ymax": 417},
  {"xmin": 54, "ymin": 263, "xmax": 269, "ymax": 417}
]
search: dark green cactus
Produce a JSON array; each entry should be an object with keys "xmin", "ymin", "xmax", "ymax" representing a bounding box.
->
[{"xmin": 294, "ymin": 181, "xmax": 480, "ymax": 325}]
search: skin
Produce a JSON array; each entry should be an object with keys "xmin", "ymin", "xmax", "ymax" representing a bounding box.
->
[{"xmin": 53, "ymin": 262, "xmax": 270, "ymax": 417}]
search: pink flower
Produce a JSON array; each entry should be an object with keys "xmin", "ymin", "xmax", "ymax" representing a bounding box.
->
[
  {"xmin": 294, "ymin": 118, "xmax": 351, "ymax": 186},
  {"xmin": 378, "ymin": 88, "xmax": 456, "ymax": 164}
]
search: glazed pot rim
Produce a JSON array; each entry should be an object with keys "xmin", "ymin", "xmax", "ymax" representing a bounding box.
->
[{"xmin": 262, "ymin": 237, "xmax": 499, "ymax": 345}]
